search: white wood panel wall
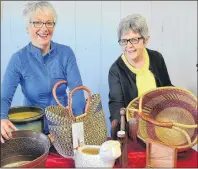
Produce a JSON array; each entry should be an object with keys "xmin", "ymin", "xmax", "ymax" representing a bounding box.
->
[{"xmin": 1, "ymin": 2, "xmax": 197, "ymax": 150}]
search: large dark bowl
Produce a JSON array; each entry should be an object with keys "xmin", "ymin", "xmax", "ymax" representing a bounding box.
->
[
  {"xmin": 8, "ymin": 106, "xmax": 44, "ymax": 133},
  {"xmin": 1, "ymin": 130, "xmax": 50, "ymax": 168}
]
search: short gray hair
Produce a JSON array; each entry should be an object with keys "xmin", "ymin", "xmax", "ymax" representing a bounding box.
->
[
  {"xmin": 23, "ymin": 1, "xmax": 57, "ymax": 27},
  {"xmin": 117, "ymin": 14, "xmax": 149, "ymax": 40}
]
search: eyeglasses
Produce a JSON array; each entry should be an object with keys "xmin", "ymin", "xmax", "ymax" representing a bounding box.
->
[
  {"xmin": 30, "ymin": 21, "xmax": 55, "ymax": 28},
  {"xmin": 118, "ymin": 37, "xmax": 144, "ymax": 46}
]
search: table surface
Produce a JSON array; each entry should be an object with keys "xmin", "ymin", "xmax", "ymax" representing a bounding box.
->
[{"xmin": 46, "ymin": 139, "xmax": 198, "ymax": 168}]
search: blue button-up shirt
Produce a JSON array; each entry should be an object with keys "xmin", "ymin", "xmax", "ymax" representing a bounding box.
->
[{"xmin": 1, "ymin": 41, "xmax": 85, "ymax": 133}]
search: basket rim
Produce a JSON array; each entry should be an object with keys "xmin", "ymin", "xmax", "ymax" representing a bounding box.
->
[
  {"xmin": 136, "ymin": 135, "xmax": 197, "ymax": 152},
  {"xmin": 126, "ymin": 86, "xmax": 197, "ymax": 122}
]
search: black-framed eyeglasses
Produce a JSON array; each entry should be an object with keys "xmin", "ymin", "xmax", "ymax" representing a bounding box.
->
[
  {"xmin": 118, "ymin": 37, "xmax": 144, "ymax": 46},
  {"xmin": 30, "ymin": 21, "xmax": 55, "ymax": 28}
]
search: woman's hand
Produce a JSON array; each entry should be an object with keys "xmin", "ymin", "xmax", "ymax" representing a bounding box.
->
[{"xmin": 1, "ymin": 119, "xmax": 18, "ymax": 143}]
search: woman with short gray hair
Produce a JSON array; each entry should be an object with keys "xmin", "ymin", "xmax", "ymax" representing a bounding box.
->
[
  {"xmin": 108, "ymin": 14, "xmax": 172, "ymax": 130},
  {"xmin": 1, "ymin": 1, "xmax": 85, "ymax": 143},
  {"xmin": 23, "ymin": 1, "xmax": 57, "ymax": 28}
]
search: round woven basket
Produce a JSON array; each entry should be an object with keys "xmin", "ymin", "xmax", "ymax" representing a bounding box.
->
[{"xmin": 126, "ymin": 87, "xmax": 197, "ymax": 152}]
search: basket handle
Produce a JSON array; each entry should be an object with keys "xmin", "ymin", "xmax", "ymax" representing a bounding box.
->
[
  {"xmin": 68, "ymin": 85, "xmax": 91, "ymax": 121},
  {"xmin": 138, "ymin": 112, "xmax": 173, "ymax": 127},
  {"xmin": 172, "ymin": 123, "xmax": 198, "ymax": 129},
  {"xmin": 128, "ymin": 109, "xmax": 173, "ymax": 127},
  {"xmin": 52, "ymin": 80, "xmax": 91, "ymax": 121},
  {"xmin": 52, "ymin": 80, "xmax": 68, "ymax": 108},
  {"xmin": 137, "ymin": 96, "xmax": 173, "ymax": 128}
]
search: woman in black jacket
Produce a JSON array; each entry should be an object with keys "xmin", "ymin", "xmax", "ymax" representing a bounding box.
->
[{"xmin": 108, "ymin": 14, "xmax": 172, "ymax": 128}]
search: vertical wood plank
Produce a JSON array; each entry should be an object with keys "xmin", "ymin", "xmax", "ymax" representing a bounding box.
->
[
  {"xmin": 75, "ymin": 1, "xmax": 102, "ymax": 94},
  {"xmin": 100, "ymin": 1, "xmax": 121, "ymax": 135}
]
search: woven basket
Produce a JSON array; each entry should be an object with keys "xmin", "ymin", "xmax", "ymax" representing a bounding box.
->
[
  {"xmin": 45, "ymin": 80, "xmax": 107, "ymax": 157},
  {"xmin": 126, "ymin": 87, "xmax": 197, "ymax": 152}
]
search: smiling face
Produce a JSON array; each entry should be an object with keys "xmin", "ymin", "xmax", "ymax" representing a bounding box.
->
[
  {"xmin": 121, "ymin": 30, "xmax": 149, "ymax": 62},
  {"xmin": 27, "ymin": 10, "xmax": 55, "ymax": 51}
]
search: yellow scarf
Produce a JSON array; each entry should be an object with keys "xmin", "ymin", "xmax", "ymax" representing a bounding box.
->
[{"xmin": 121, "ymin": 48, "xmax": 157, "ymax": 96}]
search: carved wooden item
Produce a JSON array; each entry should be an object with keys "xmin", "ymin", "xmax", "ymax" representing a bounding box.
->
[
  {"xmin": 128, "ymin": 117, "xmax": 138, "ymax": 143},
  {"xmin": 116, "ymin": 108, "xmax": 128, "ymax": 168},
  {"xmin": 146, "ymin": 138, "xmax": 177, "ymax": 168}
]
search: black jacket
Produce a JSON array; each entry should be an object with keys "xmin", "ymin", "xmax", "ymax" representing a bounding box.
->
[{"xmin": 108, "ymin": 48, "xmax": 172, "ymax": 123}]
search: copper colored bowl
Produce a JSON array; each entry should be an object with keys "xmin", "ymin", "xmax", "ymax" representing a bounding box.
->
[{"xmin": 1, "ymin": 130, "xmax": 50, "ymax": 168}]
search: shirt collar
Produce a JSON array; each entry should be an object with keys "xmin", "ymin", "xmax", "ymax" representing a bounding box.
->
[{"xmin": 28, "ymin": 40, "xmax": 56, "ymax": 56}]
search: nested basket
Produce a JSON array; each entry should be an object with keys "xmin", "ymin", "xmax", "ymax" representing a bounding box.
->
[{"xmin": 126, "ymin": 87, "xmax": 197, "ymax": 152}]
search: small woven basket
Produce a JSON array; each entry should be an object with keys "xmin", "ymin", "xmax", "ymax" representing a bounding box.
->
[{"xmin": 126, "ymin": 87, "xmax": 197, "ymax": 152}]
